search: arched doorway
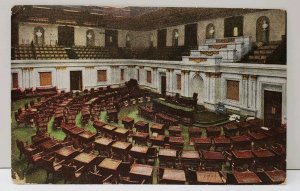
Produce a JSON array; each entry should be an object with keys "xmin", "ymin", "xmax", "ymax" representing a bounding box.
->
[
  {"xmin": 190, "ymin": 74, "xmax": 204, "ymax": 104},
  {"xmin": 256, "ymin": 16, "xmax": 270, "ymax": 44}
]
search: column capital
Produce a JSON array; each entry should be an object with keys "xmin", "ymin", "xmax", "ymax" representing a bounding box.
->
[
  {"xmin": 211, "ymin": 72, "xmax": 222, "ymax": 78},
  {"xmin": 84, "ymin": 66, "xmax": 94, "ymax": 69},
  {"xmin": 242, "ymin": 74, "xmax": 249, "ymax": 80},
  {"xmin": 111, "ymin": 65, "xmax": 119, "ymax": 69},
  {"xmin": 250, "ymin": 75, "xmax": 257, "ymax": 80},
  {"xmin": 139, "ymin": 66, "xmax": 144, "ymax": 69},
  {"xmin": 22, "ymin": 67, "xmax": 34, "ymax": 71}
]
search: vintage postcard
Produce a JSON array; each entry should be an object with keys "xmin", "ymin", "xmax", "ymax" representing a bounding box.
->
[{"xmin": 11, "ymin": 5, "xmax": 286, "ymax": 184}]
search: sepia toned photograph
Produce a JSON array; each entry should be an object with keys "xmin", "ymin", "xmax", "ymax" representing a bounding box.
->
[{"xmin": 11, "ymin": 5, "xmax": 286, "ymax": 185}]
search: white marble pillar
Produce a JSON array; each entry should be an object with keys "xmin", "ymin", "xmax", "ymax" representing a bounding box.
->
[
  {"xmin": 205, "ymin": 72, "xmax": 211, "ymax": 102},
  {"xmin": 248, "ymin": 75, "xmax": 257, "ymax": 109},
  {"xmin": 242, "ymin": 75, "xmax": 249, "ymax": 107}
]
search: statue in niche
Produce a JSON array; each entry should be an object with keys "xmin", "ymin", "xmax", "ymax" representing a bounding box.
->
[
  {"xmin": 262, "ymin": 20, "xmax": 269, "ymax": 44},
  {"xmin": 86, "ymin": 30, "xmax": 95, "ymax": 46},
  {"xmin": 34, "ymin": 27, "xmax": 44, "ymax": 46}
]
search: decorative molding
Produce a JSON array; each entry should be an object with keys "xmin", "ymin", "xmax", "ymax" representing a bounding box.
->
[
  {"xmin": 250, "ymin": 75, "xmax": 257, "ymax": 80},
  {"xmin": 84, "ymin": 66, "xmax": 94, "ymax": 69},
  {"xmin": 210, "ymin": 72, "xmax": 222, "ymax": 78},
  {"xmin": 22, "ymin": 67, "xmax": 34, "ymax": 71},
  {"xmin": 139, "ymin": 66, "xmax": 144, "ymax": 69},
  {"xmin": 208, "ymin": 44, "xmax": 227, "ymax": 49},
  {"xmin": 111, "ymin": 66, "xmax": 119, "ymax": 69},
  {"xmin": 189, "ymin": 57, "xmax": 207, "ymax": 63},
  {"xmin": 242, "ymin": 74, "xmax": 249, "ymax": 80},
  {"xmin": 200, "ymin": 50, "xmax": 219, "ymax": 56},
  {"xmin": 205, "ymin": 72, "xmax": 211, "ymax": 77}
]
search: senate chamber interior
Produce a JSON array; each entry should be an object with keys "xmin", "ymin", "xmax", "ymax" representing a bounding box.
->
[{"xmin": 11, "ymin": 6, "xmax": 287, "ymax": 185}]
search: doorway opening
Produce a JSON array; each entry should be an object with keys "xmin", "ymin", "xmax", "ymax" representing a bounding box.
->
[
  {"xmin": 224, "ymin": 16, "xmax": 244, "ymax": 38},
  {"xmin": 70, "ymin": 71, "xmax": 82, "ymax": 91},
  {"xmin": 264, "ymin": 90, "xmax": 282, "ymax": 128},
  {"xmin": 58, "ymin": 26, "xmax": 74, "ymax": 47}
]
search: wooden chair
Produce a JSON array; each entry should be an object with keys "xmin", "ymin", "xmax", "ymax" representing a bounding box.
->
[
  {"xmin": 61, "ymin": 164, "xmax": 84, "ymax": 183},
  {"xmin": 186, "ymin": 168, "xmax": 197, "ymax": 184},
  {"xmin": 147, "ymin": 147, "xmax": 157, "ymax": 165}
]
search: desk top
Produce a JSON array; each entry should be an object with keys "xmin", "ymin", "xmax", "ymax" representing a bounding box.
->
[
  {"xmin": 223, "ymin": 122, "xmax": 239, "ymax": 131},
  {"xmin": 189, "ymin": 127, "xmax": 202, "ymax": 133},
  {"xmin": 74, "ymin": 152, "xmax": 97, "ymax": 164},
  {"xmin": 68, "ymin": 127, "xmax": 84, "ymax": 135},
  {"xmin": 93, "ymin": 120, "xmax": 107, "ymax": 128},
  {"xmin": 111, "ymin": 141, "xmax": 132, "ymax": 150},
  {"xmin": 252, "ymin": 149, "xmax": 275, "ymax": 158},
  {"xmin": 197, "ymin": 171, "xmax": 223, "ymax": 184},
  {"xmin": 233, "ymin": 171, "xmax": 262, "ymax": 184},
  {"xmin": 169, "ymin": 126, "xmax": 182, "ymax": 132},
  {"xmin": 114, "ymin": 128, "xmax": 129, "ymax": 135},
  {"xmin": 169, "ymin": 136, "xmax": 184, "ymax": 144},
  {"xmin": 232, "ymin": 150, "xmax": 254, "ymax": 159},
  {"xmin": 103, "ymin": 124, "xmax": 117, "ymax": 131},
  {"xmin": 78, "ymin": 131, "xmax": 96, "ymax": 140},
  {"xmin": 213, "ymin": 136, "xmax": 231, "ymax": 144},
  {"xmin": 181, "ymin": 150, "xmax": 200, "ymax": 159},
  {"xmin": 122, "ymin": 116, "xmax": 134, "ymax": 124},
  {"xmin": 265, "ymin": 170, "xmax": 286, "ymax": 183},
  {"xmin": 248, "ymin": 132, "xmax": 268, "ymax": 140},
  {"xmin": 163, "ymin": 168, "xmax": 186, "ymax": 182},
  {"xmin": 193, "ymin": 137, "xmax": 212, "ymax": 144},
  {"xmin": 40, "ymin": 139, "xmax": 59, "ymax": 150},
  {"xmin": 150, "ymin": 134, "xmax": 165, "ymax": 141},
  {"xmin": 159, "ymin": 148, "xmax": 177, "ymax": 158},
  {"xmin": 98, "ymin": 158, "xmax": 122, "ymax": 171},
  {"xmin": 151, "ymin": 123, "xmax": 165, "ymax": 130},
  {"xmin": 135, "ymin": 121, "xmax": 149, "ymax": 127},
  {"xmin": 55, "ymin": 146, "xmax": 77, "ymax": 158},
  {"xmin": 130, "ymin": 163, "xmax": 153, "ymax": 177},
  {"xmin": 130, "ymin": 145, "xmax": 149, "ymax": 154},
  {"xmin": 230, "ymin": 135, "xmax": 251, "ymax": 143},
  {"xmin": 132, "ymin": 132, "xmax": 149, "ymax": 139},
  {"xmin": 94, "ymin": 137, "xmax": 113, "ymax": 146},
  {"xmin": 202, "ymin": 150, "xmax": 224, "ymax": 160}
]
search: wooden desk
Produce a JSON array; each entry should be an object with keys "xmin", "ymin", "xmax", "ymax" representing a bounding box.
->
[
  {"xmin": 232, "ymin": 150, "xmax": 254, "ymax": 160},
  {"xmin": 98, "ymin": 158, "xmax": 122, "ymax": 172},
  {"xmin": 206, "ymin": 126, "xmax": 221, "ymax": 137},
  {"xmin": 111, "ymin": 141, "xmax": 132, "ymax": 155},
  {"xmin": 169, "ymin": 136, "xmax": 184, "ymax": 149},
  {"xmin": 223, "ymin": 122, "xmax": 239, "ymax": 136},
  {"xmin": 94, "ymin": 137, "xmax": 113, "ymax": 153},
  {"xmin": 113, "ymin": 128, "xmax": 129, "ymax": 141},
  {"xmin": 150, "ymin": 123, "xmax": 165, "ymax": 134},
  {"xmin": 189, "ymin": 127, "xmax": 202, "ymax": 138},
  {"xmin": 134, "ymin": 121, "xmax": 149, "ymax": 132},
  {"xmin": 163, "ymin": 168, "xmax": 186, "ymax": 184},
  {"xmin": 213, "ymin": 136, "xmax": 231, "ymax": 150},
  {"xmin": 201, "ymin": 150, "xmax": 225, "ymax": 161},
  {"xmin": 78, "ymin": 131, "xmax": 96, "ymax": 143},
  {"xmin": 102, "ymin": 124, "xmax": 117, "ymax": 137},
  {"xmin": 61, "ymin": 123, "xmax": 76, "ymax": 134},
  {"xmin": 193, "ymin": 137, "xmax": 212, "ymax": 150},
  {"xmin": 196, "ymin": 171, "xmax": 224, "ymax": 184},
  {"xmin": 39, "ymin": 139, "xmax": 60, "ymax": 151},
  {"xmin": 150, "ymin": 134, "xmax": 165, "ymax": 146},
  {"xmin": 252, "ymin": 149, "xmax": 275, "ymax": 159},
  {"xmin": 73, "ymin": 152, "xmax": 97, "ymax": 166},
  {"xmin": 168, "ymin": 126, "xmax": 182, "ymax": 136},
  {"xmin": 159, "ymin": 148, "xmax": 177, "ymax": 159},
  {"xmin": 68, "ymin": 127, "xmax": 84, "ymax": 137},
  {"xmin": 93, "ymin": 120, "xmax": 107, "ymax": 132},
  {"xmin": 122, "ymin": 116, "xmax": 134, "ymax": 129},
  {"xmin": 107, "ymin": 109, "xmax": 118, "ymax": 123},
  {"xmin": 230, "ymin": 135, "xmax": 252, "ymax": 149},
  {"xmin": 130, "ymin": 145, "xmax": 149, "ymax": 158},
  {"xmin": 55, "ymin": 146, "xmax": 78, "ymax": 160},
  {"xmin": 233, "ymin": 171, "xmax": 262, "ymax": 184},
  {"xmin": 132, "ymin": 132, "xmax": 149, "ymax": 144},
  {"xmin": 130, "ymin": 163, "xmax": 153, "ymax": 181},
  {"xmin": 264, "ymin": 170, "xmax": 286, "ymax": 184},
  {"xmin": 181, "ymin": 150, "xmax": 200, "ymax": 160},
  {"xmin": 237, "ymin": 121, "xmax": 251, "ymax": 134},
  {"xmin": 248, "ymin": 132, "xmax": 268, "ymax": 141}
]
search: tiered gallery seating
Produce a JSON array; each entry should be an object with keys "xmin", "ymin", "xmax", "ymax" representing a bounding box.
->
[
  {"xmin": 35, "ymin": 45, "xmax": 68, "ymax": 60},
  {"xmin": 12, "ymin": 45, "xmax": 35, "ymax": 60},
  {"xmin": 73, "ymin": 46, "xmax": 112, "ymax": 59},
  {"xmin": 13, "ymin": 81, "xmax": 286, "ymax": 184}
]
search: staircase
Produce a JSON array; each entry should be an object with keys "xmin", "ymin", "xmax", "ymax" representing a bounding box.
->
[
  {"xmin": 245, "ymin": 36, "xmax": 286, "ymax": 64},
  {"xmin": 182, "ymin": 36, "xmax": 252, "ymax": 64},
  {"xmin": 65, "ymin": 47, "xmax": 78, "ymax": 59}
]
